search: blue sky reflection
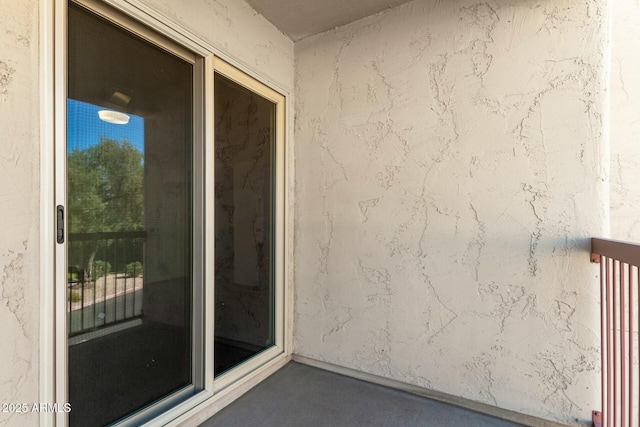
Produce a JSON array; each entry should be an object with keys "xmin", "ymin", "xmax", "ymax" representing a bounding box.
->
[{"xmin": 67, "ymin": 99, "xmax": 144, "ymax": 153}]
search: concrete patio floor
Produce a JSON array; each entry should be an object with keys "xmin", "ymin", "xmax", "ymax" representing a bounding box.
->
[{"xmin": 200, "ymin": 362, "xmax": 529, "ymax": 427}]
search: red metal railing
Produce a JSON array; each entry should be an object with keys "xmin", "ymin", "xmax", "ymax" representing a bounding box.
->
[{"xmin": 592, "ymin": 238, "xmax": 640, "ymax": 427}]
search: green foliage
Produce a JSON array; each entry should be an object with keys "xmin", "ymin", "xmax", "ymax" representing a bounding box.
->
[
  {"xmin": 68, "ymin": 138, "xmax": 144, "ymax": 234},
  {"xmin": 126, "ymin": 261, "xmax": 143, "ymax": 278},
  {"xmin": 93, "ymin": 260, "xmax": 111, "ymax": 279},
  {"xmin": 67, "ymin": 138, "xmax": 144, "ymax": 277},
  {"xmin": 69, "ymin": 290, "xmax": 82, "ymax": 303}
]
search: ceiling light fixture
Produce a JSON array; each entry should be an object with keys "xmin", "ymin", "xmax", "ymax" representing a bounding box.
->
[{"xmin": 98, "ymin": 110, "xmax": 130, "ymax": 125}]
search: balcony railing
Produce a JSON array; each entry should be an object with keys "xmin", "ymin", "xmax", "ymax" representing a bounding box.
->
[
  {"xmin": 591, "ymin": 238, "xmax": 640, "ymax": 427},
  {"xmin": 67, "ymin": 231, "xmax": 145, "ymax": 337}
]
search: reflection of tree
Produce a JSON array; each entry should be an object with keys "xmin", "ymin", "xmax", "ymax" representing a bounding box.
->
[{"xmin": 68, "ymin": 138, "xmax": 143, "ymax": 279}]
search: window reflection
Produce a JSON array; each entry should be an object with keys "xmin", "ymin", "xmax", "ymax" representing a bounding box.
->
[
  {"xmin": 214, "ymin": 73, "xmax": 276, "ymax": 376},
  {"xmin": 67, "ymin": 99, "xmax": 145, "ymax": 336}
]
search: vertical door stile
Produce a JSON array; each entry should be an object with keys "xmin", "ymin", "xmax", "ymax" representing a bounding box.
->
[
  {"xmin": 54, "ymin": 1, "xmax": 69, "ymax": 425},
  {"xmin": 204, "ymin": 55, "xmax": 216, "ymax": 393}
]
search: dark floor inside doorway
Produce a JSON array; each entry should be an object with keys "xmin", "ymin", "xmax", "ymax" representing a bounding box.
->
[
  {"xmin": 68, "ymin": 322, "xmax": 260, "ymax": 426},
  {"xmin": 68, "ymin": 322, "xmax": 189, "ymax": 426}
]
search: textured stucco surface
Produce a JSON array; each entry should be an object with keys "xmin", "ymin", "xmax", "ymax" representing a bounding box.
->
[
  {"xmin": 0, "ymin": 0, "xmax": 40, "ymax": 425},
  {"xmin": 610, "ymin": 0, "xmax": 640, "ymax": 242},
  {"xmin": 294, "ymin": 0, "xmax": 609, "ymax": 424}
]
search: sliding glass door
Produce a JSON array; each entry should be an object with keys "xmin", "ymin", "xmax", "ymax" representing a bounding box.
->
[
  {"xmin": 66, "ymin": 3, "xmax": 197, "ymax": 425},
  {"xmin": 57, "ymin": 2, "xmax": 286, "ymax": 425}
]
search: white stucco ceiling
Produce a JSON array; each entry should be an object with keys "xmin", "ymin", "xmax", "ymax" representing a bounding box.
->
[{"xmin": 244, "ymin": 0, "xmax": 415, "ymax": 41}]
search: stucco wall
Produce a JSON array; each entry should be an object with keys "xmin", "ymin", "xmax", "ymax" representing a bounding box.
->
[
  {"xmin": 294, "ymin": 0, "xmax": 609, "ymax": 423},
  {"xmin": 0, "ymin": 0, "xmax": 292, "ymax": 425},
  {"xmin": 610, "ymin": 0, "xmax": 640, "ymax": 242},
  {"xmin": 0, "ymin": 0, "xmax": 40, "ymax": 425}
]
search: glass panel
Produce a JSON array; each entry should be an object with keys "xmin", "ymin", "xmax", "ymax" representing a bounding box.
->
[
  {"xmin": 214, "ymin": 73, "xmax": 276, "ymax": 376},
  {"xmin": 67, "ymin": 3, "xmax": 193, "ymax": 425}
]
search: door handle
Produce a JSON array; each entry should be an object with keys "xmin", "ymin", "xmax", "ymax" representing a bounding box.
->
[{"xmin": 56, "ymin": 205, "xmax": 64, "ymax": 244}]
